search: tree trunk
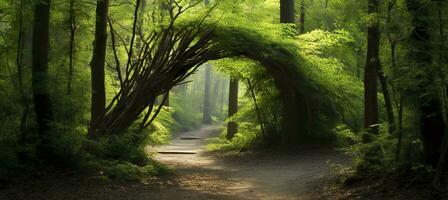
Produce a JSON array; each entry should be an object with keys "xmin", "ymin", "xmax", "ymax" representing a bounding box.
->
[
  {"xmin": 407, "ymin": 0, "xmax": 445, "ymax": 168},
  {"xmin": 378, "ymin": 63, "xmax": 395, "ymax": 134},
  {"xmin": 434, "ymin": 7, "xmax": 448, "ymax": 186},
  {"xmin": 89, "ymin": 0, "xmax": 109, "ymax": 138},
  {"xmin": 203, "ymin": 64, "xmax": 212, "ymax": 124},
  {"xmin": 363, "ymin": 0, "xmax": 380, "ymax": 138},
  {"xmin": 279, "ymin": 0, "xmax": 315, "ymax": 144},
  {"xmin": 220, "ymin": 78, "xmax": 227, "ymax": 116},
  {"xmin": 356, "ymin": 48, "xmax": 362, "ymax": 79},
  {"xmin": 32, "ymin": 0, "xmax": 54, "ymax": 158},
  {"xmin": 67, "ymin": 0, "xmax": 76, "ymax": 95},
  {"xmin": 299, "ymin": 0, "xmax": 305, "ymax": 33},
  {"xmin": 211, "ymin": 75, "xmax": 220, "ymax": 116},
  {"xmin": 280, "ymin": 0, "xmax": 295, "ymax": 23},
  {"xmin": 136, "ymin": 0, "xmax": 146, "ymax": 52},
  {"xmin": 227, "ymin": 78, "xmax": 239, "ymax": 139},
  {"xmin": 275, "ymin": 76, "xmax": 312, "ymax": 144}
]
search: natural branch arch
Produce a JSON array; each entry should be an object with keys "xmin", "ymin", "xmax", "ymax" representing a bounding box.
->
[{"xmin": 89, "ymin": 19, "xmax": 333, "ymax": 144}]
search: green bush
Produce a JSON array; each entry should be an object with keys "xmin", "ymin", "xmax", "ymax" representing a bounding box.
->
[
  {"xmin": 335, "ymin": 124, "xmax": 405, "ymax": 173},
  {"xmin": 81, "ymin": 159, "xmax": 170, "ymax": 181},
  {"xmin": 206, "ymin": 122, "xmax": 262, "ymax": 152}
]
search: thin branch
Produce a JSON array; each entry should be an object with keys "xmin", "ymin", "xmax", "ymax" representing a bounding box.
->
[{"xmin": 108, "ymin": 17, "xmax": 123, "ymax": 87}]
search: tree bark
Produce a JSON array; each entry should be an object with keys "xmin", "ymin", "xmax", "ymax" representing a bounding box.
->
[
  {"xmin": 89, "ymin": 0, "xmax": 109, "ymax": 138},
  {"xmin": 32, "ymin": 0, "xmax": 54, "ymax": 158},
  {"xmin": 202, "ymin": 64, "xmax": 212, "ymax": 124},
  {"xmin": 363, "ymin": 0, "xmax": 380, "ymax": 138},
  {"xmin": 280, "ymin": 0, "xmax": 295, "ymax": 23},
  {"xmin": 227, "ymin": 78, "xmax": 239, "ymax": 139}
]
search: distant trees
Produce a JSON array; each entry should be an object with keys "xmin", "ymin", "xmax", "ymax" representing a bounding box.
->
[
  {"xmin": 227, "ymin": 78, "xmax": 239, "ymax": 139},
  {"xmin": 299, "ymin": 0, "xmax": 305, "ymax": 33},
  {"xmin": 203, "ymin": 64, "xmax": 212, "ymax": 124},
  {"xmin": 32, "ymin": 0, "xmax": 54, "ymax": 159}
]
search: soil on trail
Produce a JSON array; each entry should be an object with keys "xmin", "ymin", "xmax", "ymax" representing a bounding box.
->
[
  {"xmin": 148, "ymin": 125, "xmax": 349, "ymax": 200},
  {"xmin": 0, "ymin": 125, "xmax": 348, "ymax": 200}
]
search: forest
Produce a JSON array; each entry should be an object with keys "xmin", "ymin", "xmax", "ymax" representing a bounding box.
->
[{"xmin": 0, "ymin": 0, "xmax": 448, "ymax": 199}]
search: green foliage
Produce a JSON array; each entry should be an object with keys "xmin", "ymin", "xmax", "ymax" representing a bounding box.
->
[
  {"xmin": 333, "ymin": 124, "xmax": 360, "ymax": 147},
  {"xmin": 0, "ymin": 0, "xmax": 445, "ymax": 185},
  {"xmin": 297, "ymin": 29, "xmax": 364, "ymax": 129},
  {"xmin": 81, "ymin": 159, "xmax": 170, "ymax": 181},
  {"xmin": 145, "ymin": 107, "xmax": 175, "ymax": 145},
  {"xmin": 86, "ymin": 135, "xmax": 149, "ymax": 165},
  {"xmin": 335, "ymin": 123, "xmax": 424, "ymax": 174},
  {"xmin": 171, "ymin": 103, "xmax": 202, "ymax": 132},
  {"xmin": 206, "ymin": 122, "xmax": 262, "ymax": 152},
  {"xmin": 204, "ymin": 22, "xmax": 363, "ymax": 146},
  {"xmin": 0, "ymin": 139, "xmax": 21, "ymax": 178}
]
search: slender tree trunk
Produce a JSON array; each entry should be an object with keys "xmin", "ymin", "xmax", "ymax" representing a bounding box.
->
[
  {"xmin": 280, "ymin": 0, "xmax": 295, "ymax": 23},
  {"xmin": 434, "ymin": 6, "xmax": 448, "ymax": 186},
  {"xmin": 160, "ymin": 0, "xmax": 172, "ymax": 107},
  {"xmin": 378, "ymin": 63, "xmax": 395, "ymax": 134},
  {"xmin": 299, "ymin": 0, "xmax": 305, "ymax": 33},
  {"xmin": 16, "ymin": 0, "xmax": 31, "ymax": 163},
  {"xmin": 16, "ymin": 0, "xmax": 26, "ymax": 143},
  {"xmin": 356, "ymin": 48, "xmax": 361, "ymax": 79},
  {"xmin": 220, "ymin": 78, "xmax": 226, "ymax": 117},
  {"xmin": 395, "ymin": 95, "xmax": 404, "ymax": 161},
  {"xmin": 136, "ymin": 0, "xmax": 146, "ymax": 52},
  {"xmin": 247, "ymin": 79, "xmax": 266, "ymax": 139},
  {"xmin": 67, "ymin": 0, "xmax": 76, "ymax": 95},
  {"xmin": 389, "ymin": 40, "xmax": 404, "ymax": 161},
  {"xmin": 16, "ymin": 0, "xmax": 24, "ymax": 91},
  {"xmin": 32, "ymin": 0, "xmax": 54, "ymax": 158},
  {"xmin": 203, "ymin": 64, "xmax": 212, "ymax": 124},
  {"xmin": 227, "ymin": 78, "xmax": 238, "ymax": 139},
  {"xmin": 211, "ymin": 75, "xmax": 220, "ymax": 116},
  {"xmin": 363, "ymin": 0, "xmax": 380, "ymax": 139}
]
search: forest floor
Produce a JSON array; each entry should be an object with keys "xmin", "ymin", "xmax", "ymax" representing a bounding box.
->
[
  {"xmin": 0, "ymin": 125, "xmax": 350, "ymax": 200},
  {"xmin": 7, "ymin": 125, "xmax": 439, "ymax": 200}
]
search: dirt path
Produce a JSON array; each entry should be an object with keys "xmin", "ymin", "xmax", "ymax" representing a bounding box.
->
[{"xmin": 148, "ymin": 125, "xmax": 349, "ymax": 200}]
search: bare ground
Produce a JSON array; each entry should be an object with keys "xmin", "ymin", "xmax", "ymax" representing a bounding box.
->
[
  {"xmin": 0, "ymin": 125, "xmax": 349, "ymax": 200},
  {"xmin": 148, "ymin": 125, "xmax": 350, "ymax": 200}
]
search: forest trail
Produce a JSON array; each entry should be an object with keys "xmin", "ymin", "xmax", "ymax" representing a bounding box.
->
[
  {"xmin": 148, "ymin": 125, "xmax": 348, "ymax": 200},
  {"xmin": 0, "ymin": 126, "xmax": 348, "ymax": 200}
]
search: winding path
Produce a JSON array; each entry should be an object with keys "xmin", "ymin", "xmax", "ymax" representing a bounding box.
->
[{"xmin": 149, "ymin": 125, "xmax": 348, "ymax": 200}]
